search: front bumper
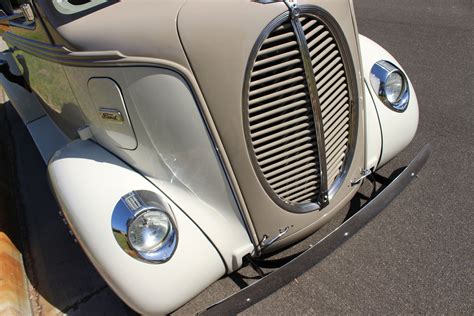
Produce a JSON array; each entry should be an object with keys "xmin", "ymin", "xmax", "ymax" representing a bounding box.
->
[{"xmin": 201, "ymin": 143, "xmax": 431, "ymax": 315}]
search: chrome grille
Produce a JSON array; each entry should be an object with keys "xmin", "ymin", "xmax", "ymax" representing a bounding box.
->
[
  {"xmin": 244, "ymin": 10, "xmax": 354, "ymax": 211},
  {"xmin": 300, "ymin": 16, "xmax": 351, "ymax": 188},
  {"xmin": 248, "ymin": 21, "xmax": 321, "ymax": 205}
]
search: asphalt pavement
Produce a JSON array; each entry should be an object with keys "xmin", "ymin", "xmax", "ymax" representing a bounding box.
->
[
  {"xmin": 1, "ymin": 0, "xmax": 473, "ymax": 314},
  {"xmin": 243, "ymin": 1, "xmax": 473, "ymax": 314}
]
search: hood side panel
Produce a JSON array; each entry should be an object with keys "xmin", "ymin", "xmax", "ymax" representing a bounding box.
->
[{"xmin": 55, "ymin": 0, "xmax": 190, "ymax": 68}]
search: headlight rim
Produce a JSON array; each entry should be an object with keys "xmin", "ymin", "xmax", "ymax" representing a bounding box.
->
[
  {"xmin": 112, "ymin": 190, "xmax": 178, "ymax": 264},
  {"xmin": 370, "ymin": 60, "xmax": 410, "ymax": 113}
]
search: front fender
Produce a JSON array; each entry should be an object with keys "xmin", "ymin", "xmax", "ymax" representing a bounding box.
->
[
  {"xmin": 359, "ymin": 35, "xmax": 419, "ymax": 167},
  {"xmin": 48, "ymin": 140, "xmax": 225, "ymax": 315}
]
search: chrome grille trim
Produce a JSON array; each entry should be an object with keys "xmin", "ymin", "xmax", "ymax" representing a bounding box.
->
[
  {"xmin": 299, "ymin": 11, "xmax": 355, "ymax": 190},
  {"xmin": 243, "ymin": 7, "xmax": 358, "ymax": 213},
  {"xmin": 291, "ymin": 12, "xmax": 329, "ymax": 207}
]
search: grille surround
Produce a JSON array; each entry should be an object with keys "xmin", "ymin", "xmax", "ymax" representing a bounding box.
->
[{"xmin": 243, "ymin": 6, "xmax": 359, "ymax": 213}]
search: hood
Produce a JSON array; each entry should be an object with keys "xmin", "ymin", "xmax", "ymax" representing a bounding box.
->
[{"xmin": 177, "ymin": 0, "xmax": 365, "ymax": 243}]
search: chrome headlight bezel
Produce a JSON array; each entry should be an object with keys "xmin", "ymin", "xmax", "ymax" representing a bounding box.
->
[
  {"xmin": 370, "ymin": 60, "xmax": 410, "ymax": 112},
  {"xmin": 112, "ymin": 190, "xmax": 178, "ymax": 263}
]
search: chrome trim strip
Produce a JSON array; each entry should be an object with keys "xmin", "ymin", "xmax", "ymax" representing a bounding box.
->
[
  {"xmin": 300, "ymin": 6, "xmax": 360, "ymax": 202},
  {"xmin": 2, "ymin": 32, "xmax": 125, "ymax": 65},
  {"xmin": 288, "ymin": 2, "xmax": 329, "ymax": 207},
  {"xmin": 199, "ymin": 144, "xmax": 431, "ymax": 315}
]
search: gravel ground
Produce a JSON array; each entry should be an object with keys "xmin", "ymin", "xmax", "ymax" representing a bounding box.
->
[{"xmin": 1, "ymin": 0, "xmax": 472, "ymax": 314}]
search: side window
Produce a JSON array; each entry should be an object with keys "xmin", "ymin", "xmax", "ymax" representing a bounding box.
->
[
  {"xmin": 52, "ymin": 0, "xmax": 107, "ymax": 15},
  {"xmin": 32, "ymin": 0, "xmax": 118, "ymax": 26}
]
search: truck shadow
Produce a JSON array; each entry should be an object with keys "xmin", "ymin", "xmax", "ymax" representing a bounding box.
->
[
  {"xmin": 344, "ymin": 168, "xmax": 405, "ymax": 221},
  {"xmin": 1, "ymin": 102, "xmax": 135, "ymax": 315}
]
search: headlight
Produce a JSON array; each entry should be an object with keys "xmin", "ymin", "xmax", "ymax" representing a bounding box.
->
[
  {"xmin": 112, "ymin": 191, "xmax": 178, "ymax": 263},
  {"xmin": 128, "ymin": 210, "xmax": 171, "ymax": 253},
  {"xmin": 370, "ymin": 60, "xmax": 410, "ymax": 112}
]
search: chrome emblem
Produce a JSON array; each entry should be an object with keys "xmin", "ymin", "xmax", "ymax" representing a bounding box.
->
[{"xmin": 99, "ymin": 108, "xmax": 124, "ymax": 123}]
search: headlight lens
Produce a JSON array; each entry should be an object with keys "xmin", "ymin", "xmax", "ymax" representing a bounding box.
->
[
  {"xmin": 385, "ymin": 71, "xmax": 404, "ymax": 103},
  {"xmin": 370, "ymin": 60, "xmax": 410, "ymax": 112},
  {"xmin": 128, "ymin": 211, "xmax": 170, "ymax": 253}
]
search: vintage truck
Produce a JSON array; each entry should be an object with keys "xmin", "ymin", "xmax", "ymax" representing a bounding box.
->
[{"xmin": 0, "ymin": 0, "xmax": 429, "ymax": 314}]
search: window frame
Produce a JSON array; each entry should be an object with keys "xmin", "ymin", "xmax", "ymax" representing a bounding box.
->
[{"xmin": 35, "ymin": 0, "xmax": 118, "ymax": 27}]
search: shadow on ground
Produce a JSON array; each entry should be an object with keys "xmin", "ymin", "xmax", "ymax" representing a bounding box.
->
[{"xmin": 0, "ymin": 102, "xmax": 134, "ymax": 315}]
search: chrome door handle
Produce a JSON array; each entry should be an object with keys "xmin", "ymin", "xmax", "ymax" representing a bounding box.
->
[{"xmin": 20, "ymin": 3, "xmax": 34, "ymax": 22}]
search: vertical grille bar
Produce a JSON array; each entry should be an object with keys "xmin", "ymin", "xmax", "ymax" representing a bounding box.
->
[
  {"xmin": 288, "ymin": 8, "xmax": 329, "ymax": 207},
  {"xmin": 246, "ymin": 17, "xmax": 322, "ymax": 211},
  {"xmin": 299, "ymin": 13, "xmax": 354, "ymax": 190}
]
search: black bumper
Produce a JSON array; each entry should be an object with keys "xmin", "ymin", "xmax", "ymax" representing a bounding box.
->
[{"xmin": 201, "ymin": 144, "xmax": 431, "ymax": 315}]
